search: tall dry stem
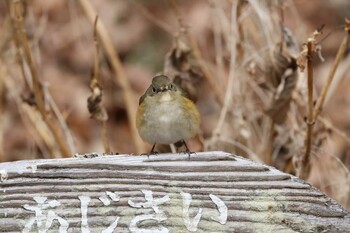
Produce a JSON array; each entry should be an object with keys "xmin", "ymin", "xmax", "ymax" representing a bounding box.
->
[
  {"xmin": 313, "ymin": 20, "xmax": 350, "ymax": 120},
  {"xmin": 79, "ymin": 0, "xmax": 145, "ymax": 154},
  {"xmin": 298, "ymin": 40, "xmax": 315, "ymax": 179},
  {"xmin": 11, "ymin": 0, "xmax": 71, "ymax": 157},
  {"xmin": 296, "ymin": 21, "xmax": 350, "ymax": 179},
  {"xmin": 88, "ymin": 16, "xmax": 110, "ymax": 153}
]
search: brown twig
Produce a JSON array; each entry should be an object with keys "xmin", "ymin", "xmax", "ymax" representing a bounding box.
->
[
  {"xmin": 169, "ymin": 0, "xmax": 224, "ymax": 105},
  {"xmin": 295, "ymin": 21, "xmax": 350, "ymax": 179},
  {"xmin": 79, "ymin": 0, "xmax": 145, "ymax": 154},
  {"xmin": 93, "ymin": 16, "xmax": 101, "ymax": 83},
  {"xmin": 204, "ymin": 1, "xmax": 240, "ymax": 153},
  {"xmin": 89, "ymin": 16, "xmax": 110, "ymax": 153},
  {"xmin": 313, "ymin": 20, "xmax": 350, "ymax": 120},
  {"xmin": 294, "ymin": 24, "xmax": 325, "ymax": 179},
  {"xmin": 92, "ymin": 17, "xmax": 110, "ymax": 153},
  {"xmin": 0, "ymin": 60, "xmax": 57, "ymax": 157},
  {"xmin": 45, "ymin": 91, "xmax": 76, "ymax": 154},
  {"xmin": 6, "ymin": 0, "xmax": 30, "ymax": 91},
  {"xmin": 11, "ymin": 0, "xmax": 71, "ymax": 157},
  {"xmin": 298, "ymin": 39, "xmax": 315, "ymax": 179}
]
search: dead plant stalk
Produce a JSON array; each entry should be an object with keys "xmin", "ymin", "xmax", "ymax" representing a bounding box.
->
[
  {"xmin": 300, "ymin": 40, "xmax": 315, "ymax": 179},
  {"xmin": 12, "ymin": 0, "xmax": 71, "ymax": 157},
  {"xmin": 299, "ymin": 20, "xmax": 350, "ymax": 179},
  {"xmin": 313, "ymin": 21, "xmax": 350, "ymax": 120},
  {"xmin": 78, "ymin": 0, "xmax": 145, "ymax": 154},
  {"xmin": 6, "ymin": 0, "xmax": 30, "ymax": 91},
  {"xmin": 93, "ymin": 16, "xmax": 110, "ymax": 153}
]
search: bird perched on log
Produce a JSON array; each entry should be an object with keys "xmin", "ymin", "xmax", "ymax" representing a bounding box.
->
[{"xmin": 136, "ymin": 75, "xmax": 200, "ymax": 155}]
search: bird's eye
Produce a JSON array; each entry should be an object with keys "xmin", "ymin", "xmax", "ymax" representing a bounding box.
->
[
  {"xmin": 152, "ymin": 87, "xmax": 156, "ymax": 93},
  {"xmin": 169, "ymin": 84, "xmax": 174, "ymax": 89}
]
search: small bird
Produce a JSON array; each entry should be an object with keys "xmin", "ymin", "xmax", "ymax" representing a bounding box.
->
[{"xmin": 136, "ymin": 75, "xmax": 200, "ymax": 155}]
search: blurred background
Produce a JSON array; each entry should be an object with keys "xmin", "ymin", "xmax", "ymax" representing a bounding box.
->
[{"xmin": 0, "ymin": 0, "xmax": 349, "ymax": 210}]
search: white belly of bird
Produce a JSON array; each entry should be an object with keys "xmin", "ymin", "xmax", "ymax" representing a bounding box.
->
[{"xmin": 140, "ymin": 94, "xmax": 196, "ymax": 144}]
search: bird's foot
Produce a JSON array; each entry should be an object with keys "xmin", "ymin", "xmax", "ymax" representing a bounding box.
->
[
  {"xmin": 176, "ymin": 140, "xmax": 195, "ymax": 160},
  {"xmin": 141, "ymin": 150, "xmax": 159, "ymax": 158},
  {"xmin": 141, "ymin": 144, "xmax": 159, "ymax": 158},
  {"xmin": 74, "ymin": 152, "xmax": 100, "ymax": 158}
]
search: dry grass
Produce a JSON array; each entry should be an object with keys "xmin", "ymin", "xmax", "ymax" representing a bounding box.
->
[
  {"xmin": 78, "ymin": 0, "xmax": 145, "ymax": 154},
  {"xmin": 87, "ymin": 16, "xmax": 110, "ymax": 153},
  {"xmin": 6, "ymin": 0, "xmax": 71, "ymax": 157},
  {"xmin": 0, "ymin": 0, "xmax": 349, "ymax": 210}
]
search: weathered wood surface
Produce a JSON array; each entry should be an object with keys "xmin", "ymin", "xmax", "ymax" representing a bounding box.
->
[{"xmin": 0, "ymin": 151, "xmax": 349, "ymax": 233}]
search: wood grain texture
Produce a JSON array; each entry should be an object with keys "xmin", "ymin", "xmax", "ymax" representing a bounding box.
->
[{"xmin": 0, "ymin": 151, "xmax": 349, "ymax": 233}]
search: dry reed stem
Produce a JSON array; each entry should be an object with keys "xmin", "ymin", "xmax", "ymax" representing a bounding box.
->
[
  {"xmin": 93, "ymin": 16, "xmax": 101, "ymax": 85},
  {"xmin": 45, "ymin": 92, "xmax": 76, "ymax": 154},
  {"xmin": 5, "ymin": 6, "xmax": 74, "ymax": 157},
  {"xmin": 1, "ymin": 62, "xmax": 57, "ymax": 157},
  {"xmin": 297, "ymin": 40, "xmax": 314, "ymax": 179},
  {"xmin": 169, "ymin": 0, "xmax": 224, "ymax": 105},
  {"xmin": 94, "ymin": 17, "xmax": 111, "ymax": 153},
  {"xmin": 21, "ymin": 104, "xmax": 59, "ymax": 158},
  {"xmin": 205, "ymin": 1, "xmax": 240, "ymax": 155},
  {"xmin": 313, "ymin": 20, "xmax": 350, "ymax": 120},
  {"xmin": 297, "ymin": 21, "xmax": 350, "ymax": 179},
  {"xmin": 79, "ymin": 0, "xmax": 145, "ymax": 154},
  {"xmin": 6, "ymin": 0, "xmax": 30, "ymax": 91},
  {"xmin": 12, "ymin": 0, "xmax": 71, "ymax": 157},
  {"xmin": 295, "ymin": 25, "xmax": 323, "ymax": 179},
  {"xmin": 210, "ymin": 1, "xmax": 239, "ymax": 136},
  {"xmin": 93, "ymin": 16, "xmax": 110, "ymax": 153}
]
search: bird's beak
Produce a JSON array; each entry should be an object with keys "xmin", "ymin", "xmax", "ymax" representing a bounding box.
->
[{"xmin": 160, "ymin": 86, "xmax": 169, "ymax": 92}]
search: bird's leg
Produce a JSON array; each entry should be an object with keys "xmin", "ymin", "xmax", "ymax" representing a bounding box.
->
[
  {"xmin": 141, "ymin": 143, "xmax": 158, "ymax": 158},
  {"xmin": 150, "ymin": 143, "xmax": 157, "ymax": 154},
  {"xmin": 175, "ymin": 140, "xmax": 195, "ymax": 159},
  {"xmin": 183, "ymin": 141, "xmax": 195, "ymax": 158}
]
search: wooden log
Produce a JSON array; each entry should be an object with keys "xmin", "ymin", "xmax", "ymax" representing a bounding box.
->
[{"xmin": 0, "ymin": 151, "xmax": 349, "ymax": 232}]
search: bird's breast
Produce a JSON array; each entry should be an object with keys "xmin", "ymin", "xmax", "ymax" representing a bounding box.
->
[{"xmin": 137, "ymin": 94, "xmax": 200, "ymax": 144}]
